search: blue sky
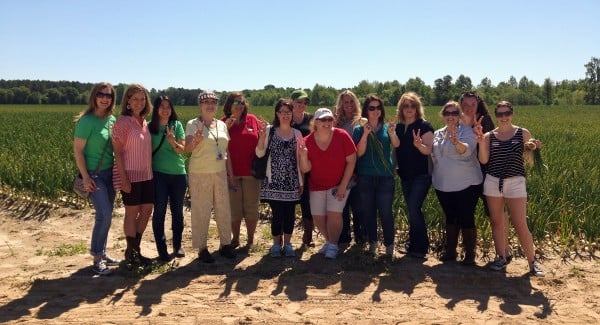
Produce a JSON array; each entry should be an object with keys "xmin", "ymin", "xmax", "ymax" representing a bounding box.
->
[{"xmin": 1, "ymin": 0, "xmax": 598, "ymax": 92}]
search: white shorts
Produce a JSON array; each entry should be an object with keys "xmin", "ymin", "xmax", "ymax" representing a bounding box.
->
[
  {"xmin": 309, "ymin": 188, "xmax": 350, "ymax": 216},
  {"xmin": 483, "ymin": 175, "xmax": 527, "ymax": 198}
]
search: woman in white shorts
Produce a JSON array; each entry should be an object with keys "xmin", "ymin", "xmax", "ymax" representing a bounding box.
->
[
  {"xmin": 475, "ymin": 101, "xmax": 544, "ymax": 276},
  {"xmin": 298, "ymin": 108, "xmax": 357, "ymax": 259}
]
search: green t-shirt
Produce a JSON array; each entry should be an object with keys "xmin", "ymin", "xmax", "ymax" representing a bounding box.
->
[
  {"xmin": 151, "ymin": 120, "xmax": 187, "ymax": 175},
  {"xmin": 74, "ymin": 114, "xmax": 115, "ymax": 170}
]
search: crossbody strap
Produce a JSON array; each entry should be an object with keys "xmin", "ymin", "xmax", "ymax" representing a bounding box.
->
[
  {"xmin": 94, "ymin": 138, "xmax": 111, "ymax": 173},
  {"xmin": 265, "ymin": 126, "xmax": 276, "ymax": 158}
]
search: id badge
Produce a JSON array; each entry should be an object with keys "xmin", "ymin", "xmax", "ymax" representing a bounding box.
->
[{"xmin": 216, "ymin": 152, "xmax": 224, "ymax": 160}]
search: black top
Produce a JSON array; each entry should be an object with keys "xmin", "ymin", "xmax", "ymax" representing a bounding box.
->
[
  {"xmin": 291, "ymin": 113, "xmax": 314, "ymax": 137},
  {"xmin": 395, "ymin": 119, "xmax": 434, "ymax": 180}
]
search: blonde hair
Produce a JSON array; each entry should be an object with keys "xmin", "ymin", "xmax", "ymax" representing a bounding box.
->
[
  {"xmin": 334, "ymin": 90, "xmax": 361, "ymax": 128},
  {"xmin": 439, "ymin": 100, "xmax": 462, "ymax": 118},
  {"xmin": 396, "ymin": 91, "xmax": 425, "ymax": 123}
]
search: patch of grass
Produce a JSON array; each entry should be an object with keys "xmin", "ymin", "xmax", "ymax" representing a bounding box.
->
[
  {"xmin": 35, "ymin": 243, "xmax": 87, "ymax": 257},
  {"xmin": 570, "ymin": 267, "xmax": 585, "ymax": 278}
]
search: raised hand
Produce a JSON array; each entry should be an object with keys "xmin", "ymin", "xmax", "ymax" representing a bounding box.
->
[
  {"xmin": 446, "ymin": 124, "xmax": 458, "ymax": 144},
  {"xmin": 192, "ymin": 126, "xmax": 204, "ymax": 146},
  {"xmin": 387, "ymin": 121, "xmax": 396, "ymax": 135},
  {"xmin": 225, "ymin": 117, "xmax": 236, "ymax": 128},
  {"xmin": 166, "ymin": 125, "xmax": 176, "ymax": 142},
  {"xmin": 473, "ymin": 116, "xmax": 484, "ymax": 141},
  {"xmin": 412, "ymin": 129, "xmax": 423, "ymax": 147}
]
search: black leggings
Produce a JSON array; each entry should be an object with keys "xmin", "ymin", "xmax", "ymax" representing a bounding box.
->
[
  {"xmin": 269, "ymin": 201, "xmax": 296, "ymax": 236},
  {"xmin": 435, "ymin": 185, "xmax": 480, "ymax": 229}
]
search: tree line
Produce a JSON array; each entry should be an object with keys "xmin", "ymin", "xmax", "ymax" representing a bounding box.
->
[{"xmin": 1, "ymin": 57, "xmax": 598, "ymax": 107}]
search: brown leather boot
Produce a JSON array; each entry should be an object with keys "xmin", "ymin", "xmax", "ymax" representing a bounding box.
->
[
  {"xmin": 461, "ymin": 228, "xmax": 477, "ymax": 266},
  {"xmin": 440, "ymin": 225, "xmax": 459, "ymax": 262},
  {"xmin": 302, "ymin": 218, "xmax": 314, "ymax": 247}
]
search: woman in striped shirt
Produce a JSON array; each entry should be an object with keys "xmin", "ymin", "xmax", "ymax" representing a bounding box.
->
[
  {"xmin": 475, "ymin": 101, "xmax": 544, "ymax": 276},
  {"xmin": 113, "ymin": 84, "xmax": 154, "ymax": 266}
]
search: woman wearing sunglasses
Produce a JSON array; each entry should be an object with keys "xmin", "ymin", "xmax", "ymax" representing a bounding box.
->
[
  {"xmin": 353, "ymin": 95, "xmax": 399, "ymax": 256},
  {"xmin": 73, "ymin": 82, "xmax": 119, "ymax": 275},
  {"xmin": 475, "ymin": 101, "xmax": 544, "ymax": 276},
  {"xmin": 298, "ymin": 108, "xmax": 357, "ymax": 259},
  {"xmin": 221, "ymin": 92, "xmax": 262, "ymax": 249},
  {"xmin": 431, "ymin": 101, "xmax": 482, "ymax": 265}
]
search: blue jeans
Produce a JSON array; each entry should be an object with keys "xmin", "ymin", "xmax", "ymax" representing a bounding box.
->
[
  {"xmin": 152, "ymin": 171, "xmax": 187, "ymax": 256},
  {"xmin": 89, "ymin": 168, "xmax": 116, "ymax": 257},
  {"xmin": 400, "ymin": 174, "xmax": 431, "ymax": 254},
  {"xmin": 358, "ymin": 175, "xmax": 396, "ymax": 247}
]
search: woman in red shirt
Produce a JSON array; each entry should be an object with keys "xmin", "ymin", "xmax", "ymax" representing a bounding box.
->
[
  {"xmin": 221, "ymin": 92, "xmax": 262, "ymax": 248},
  {"xmin": 298, "ymin": 108, "xmax": 357, "ymax": 259}
]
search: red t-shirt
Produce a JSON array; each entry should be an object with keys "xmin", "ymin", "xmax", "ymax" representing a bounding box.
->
[
  {"xmin": 221, "ymin": 114, "xmax": 260, "ymax": 176},
  {"xmin": 305, "ymin": 128, "xmax": 357, "ymax": 191}
]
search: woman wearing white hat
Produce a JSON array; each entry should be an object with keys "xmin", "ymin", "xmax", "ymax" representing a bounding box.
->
[{"xmin": 298, "ymin": 108, "xmax": 357, "ymax": 259}]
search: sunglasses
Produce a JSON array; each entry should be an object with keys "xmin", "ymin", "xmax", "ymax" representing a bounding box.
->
[
  {"xmin": 402, "ymin": 103, "xmax": 417, "ymax": 109},
  {"xmin": 201, "ymin": 100, "xmax": 218, "ymax": 105},
  {"xmin": 318, "ymin": 117, "xmax": 334, "ymax": 122},
  {"xmin": 442, "ymin": 110, "xmax": 460, "ymax": 117},
  {"xmin": 96, "ymin": 92, "xmax": 113, "ymax": 99},
  {"xmin": 367, "ymin": 105, "xmax": 381, "ymax": 111},
  {"xmin": 495, "ymin": 111, "xmax": 513, "ymax": 118},
  {"xmin": 232, "ymin": 100, "xmax": 245, "ymax": 105},
  {"xmin": 277, "ymin": 110, "xmax": 292, "ymax": 115}
]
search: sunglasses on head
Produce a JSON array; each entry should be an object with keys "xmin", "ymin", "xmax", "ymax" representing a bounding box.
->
[
  {"xmin": 442, "ymin": 110, "xmax": 460, "ymax": 117},
  {"xmin": 96, "ymin": 92, "xmax": 112, "ymax": 99},
  {"xmin": 495, "ymin": 110, "xmax": 513, "ymax": 118}
]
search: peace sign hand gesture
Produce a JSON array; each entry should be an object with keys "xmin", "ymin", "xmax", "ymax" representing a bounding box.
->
[
  {"xmin": 412, "ymin": 129, "xmax": 423, "ymax": 147},
  {"xmin": 192, "ymin": 125, "xmax": 204, "ymax": 145},
  {"xmin": 166, "ymin": 125, "xmax": 176, "ymax": 142},
  {"xmin": 473, "ymin": 116, "xmax": 485, "ymax": 143}
]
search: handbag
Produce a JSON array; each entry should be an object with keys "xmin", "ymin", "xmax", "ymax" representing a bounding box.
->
[
  {"xmin": 73, "ymin": 137, "xmax": 110, "ymax": 199},
  {"xmin": 251, "ymin": 127, "xmax": 275, "ymax": 179}
]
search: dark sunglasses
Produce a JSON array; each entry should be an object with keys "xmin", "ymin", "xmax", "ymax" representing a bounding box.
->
[
  {"xmin": 318, "ymin": 117, "xmax": 334, "ymax": 122},
  {"xmin": 367, "ymin": 105, "xmax": 381, "ymax": 111},
  {"xmin": 202, "ymin": 100, "xmax": 218, "ymax": 105},
  {"xmin": 232, "ymin": 100, "xmax": 245, "ymax": 105},
  {"xmin": 495, "ymin": 111, "xmax": 513, "ymax": 118},
  {"xmin": 402, "ymin": 103, "xmax": 417, "ymax": 109},
  {"xmin": 442, "ymin": 110, "xmax": 460, "ymax": 117},
  {"xmin": 96, "ymin": 92, "xmax": 113, "ymax": 99}
]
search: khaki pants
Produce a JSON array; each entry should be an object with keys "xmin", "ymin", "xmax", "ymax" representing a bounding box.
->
[
  {"xmin": 188, "ymin": 171, "xmax": 232, "ymax": 250},
  {"xmin": 229, "ymin": 175, "xmax": 261, "ymax": 222}
]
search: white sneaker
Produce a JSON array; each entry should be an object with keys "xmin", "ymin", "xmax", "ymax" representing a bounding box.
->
[{"xmin": 324, "ymin": 244, "xmax": 339, "ymax": 259}]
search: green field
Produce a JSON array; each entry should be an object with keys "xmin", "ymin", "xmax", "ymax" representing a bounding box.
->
[{"xmin": 1, "ymin": 104, "xmax": 599, "ymax": 252}]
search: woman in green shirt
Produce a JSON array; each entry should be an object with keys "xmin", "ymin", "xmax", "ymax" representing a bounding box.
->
[{"xmin": 149, "ymin": 96, "xmax": 187, "ymax": 262}]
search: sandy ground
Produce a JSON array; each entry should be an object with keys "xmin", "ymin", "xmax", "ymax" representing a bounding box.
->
[{"xmin": 0, "ymin": 200, "xmax": 599, "ymax": 324}]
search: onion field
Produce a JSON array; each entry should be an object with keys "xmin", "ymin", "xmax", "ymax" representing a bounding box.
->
[{"xmin": 0, "ymin": 104, "xmax": 598, "ymax": 250}]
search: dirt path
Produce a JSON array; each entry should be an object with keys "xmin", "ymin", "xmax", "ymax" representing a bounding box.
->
[{"xmin": 0, "ymin": 204, "xmax": 598, "ymax": 324}]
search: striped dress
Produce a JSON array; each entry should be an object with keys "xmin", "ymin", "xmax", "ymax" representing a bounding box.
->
[{"xmin": 486, "ymin": 128, "xmax": 525, "ymax": 192}]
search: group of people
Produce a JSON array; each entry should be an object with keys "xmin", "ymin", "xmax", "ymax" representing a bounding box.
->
[{"xmin": 74, "ymin": 82, "xmax": 544, "ymax": 277}]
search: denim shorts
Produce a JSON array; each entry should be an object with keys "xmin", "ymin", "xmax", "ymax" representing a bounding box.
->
[{"xmin": 483, "ymin": 175, "xmax": 526, "ymax": 198}]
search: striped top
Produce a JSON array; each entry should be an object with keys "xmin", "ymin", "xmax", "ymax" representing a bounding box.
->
[
  {"xmin": 487, "ymin": 128, "xmax": 525, "ymax": 192},
  {"xmin": 112, "ymin": 115, "xmax": 153, "ymax": 187}
]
